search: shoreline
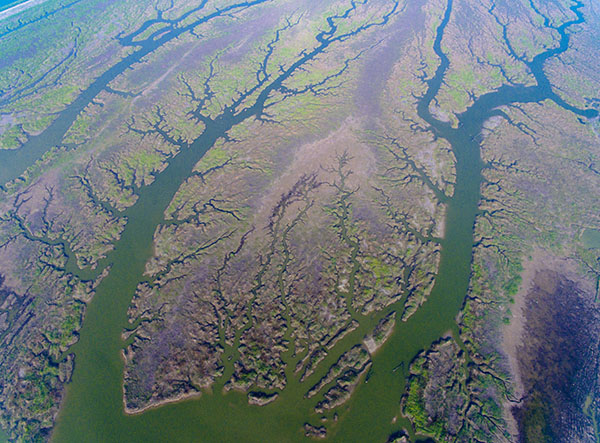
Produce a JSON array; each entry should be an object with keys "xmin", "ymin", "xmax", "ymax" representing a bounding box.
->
[
  {"xmin": 0, "ymin": 0, "xmax": 50, "ymax": 22},
  {"xmin": 122, "ymin": 388, "xmax": 204, "ymax": 416},
  {"xmin": 500, "ymin": 251, "xmax": 535, "ymax": 439}
]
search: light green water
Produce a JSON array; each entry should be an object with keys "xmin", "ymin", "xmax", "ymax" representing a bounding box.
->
[{"xmin": 582, "ymin": 229, "xmax": 600, "ymax": 250}]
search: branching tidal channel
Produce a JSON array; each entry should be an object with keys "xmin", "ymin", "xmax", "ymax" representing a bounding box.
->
[{"xmin": 9, "ymin": 0, "xmax": 595, "ymax": 440}]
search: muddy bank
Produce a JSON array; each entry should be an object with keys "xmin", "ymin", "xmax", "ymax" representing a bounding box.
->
[{"xmin": 512, "ymin": 269, "xmax": 600, "ymax": 442}]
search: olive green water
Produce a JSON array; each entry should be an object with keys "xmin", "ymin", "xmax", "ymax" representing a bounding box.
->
[
  {"xmin": 10, "ymin": 0, "xmax": 595, "ymax": 440},
  {"xmin": 582, "ymin": 229, "xmax": 600, "ymax": 250}
]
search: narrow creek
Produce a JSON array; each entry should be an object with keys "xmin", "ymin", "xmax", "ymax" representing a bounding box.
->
[
  {"xmin": 0, "ymin": 0, "xmax": 269, "ymax": 186},
  {"xmin": 48, "ymin": 0, "xmax": 597, "ymax": 441}
]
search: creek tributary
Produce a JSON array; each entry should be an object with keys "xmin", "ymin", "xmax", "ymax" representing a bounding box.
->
[
  {"xmin": 0, "ymin": 0, "xmax": 269, "ymax": 186},
  {"xmin": 49, "ymin": 0, "xmax": 598, "ymax": 440}
]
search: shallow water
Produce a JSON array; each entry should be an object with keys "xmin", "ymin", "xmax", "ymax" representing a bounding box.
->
[{"xmin": 582, "ymin": 228, "xmax": 600, "ymax": 250}]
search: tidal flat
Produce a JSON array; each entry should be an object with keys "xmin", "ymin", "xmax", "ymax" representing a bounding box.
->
[{"xmin": 0, "ymin": 0, "xmax": 599, "ymax": 441}]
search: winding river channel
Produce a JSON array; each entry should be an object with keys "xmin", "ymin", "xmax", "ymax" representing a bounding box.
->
[{"xmin": 3, "ymin": 0, "xmax": 596, "ymax": 440}]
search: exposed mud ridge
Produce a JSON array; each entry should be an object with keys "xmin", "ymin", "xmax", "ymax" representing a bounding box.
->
[{"xmin": 513, "ymin": 270, "xmax": 600, "ymax": 442}]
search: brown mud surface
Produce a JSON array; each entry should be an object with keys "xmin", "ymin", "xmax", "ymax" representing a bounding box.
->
[{"xmin": 510, "ymin": 267, "xmax": 600, "ymax": 442}]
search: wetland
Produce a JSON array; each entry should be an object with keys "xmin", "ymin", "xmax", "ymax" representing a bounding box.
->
[{"xmin": 0, "ymin": 0, "xmax": 599, "ymax": 441}]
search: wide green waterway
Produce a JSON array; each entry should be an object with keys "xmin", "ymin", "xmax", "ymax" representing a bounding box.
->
[{"xmin": 4, "ymin": 0, "xmax": 596, "ymax": 440}]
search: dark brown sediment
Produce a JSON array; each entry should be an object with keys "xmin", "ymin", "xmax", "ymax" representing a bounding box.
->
[{"xmin": 513, "ymin": 270, "xmax": 600, "ymax": 442}]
